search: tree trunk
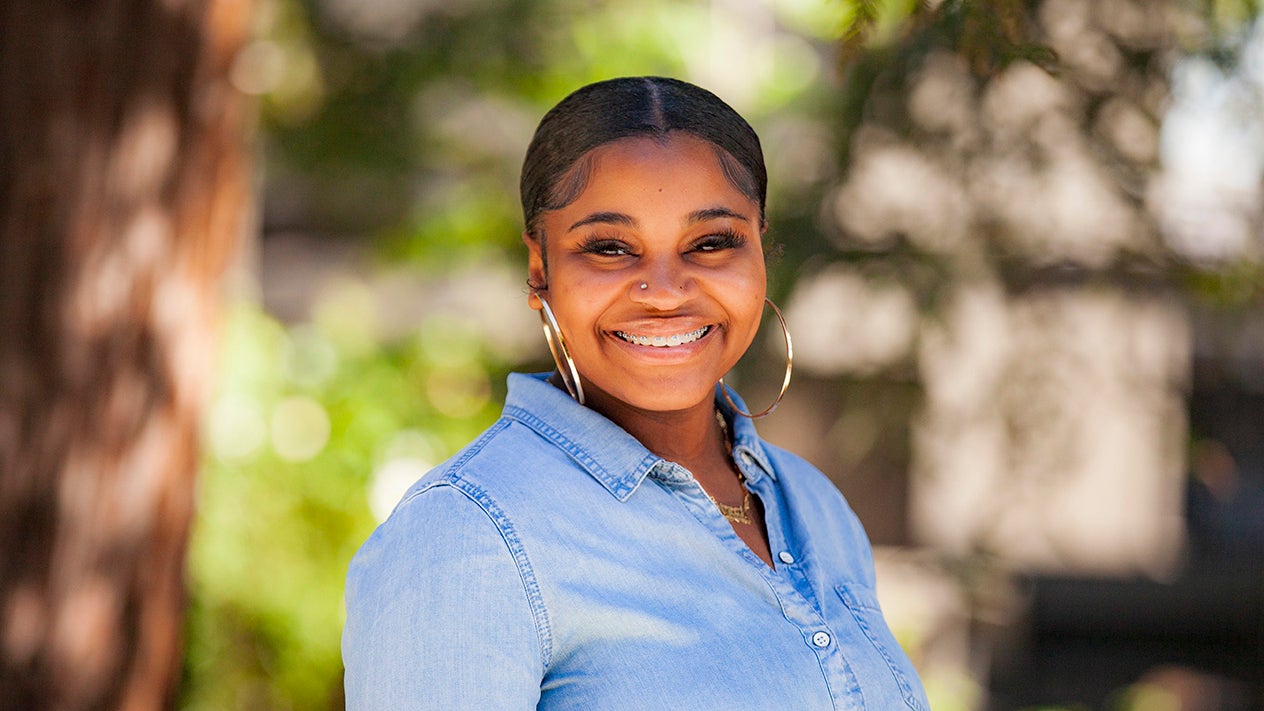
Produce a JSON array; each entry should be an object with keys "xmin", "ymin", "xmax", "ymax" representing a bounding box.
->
[{"xmin": 0, "ymin": 0, "xmax": 253, "ymax": 708}]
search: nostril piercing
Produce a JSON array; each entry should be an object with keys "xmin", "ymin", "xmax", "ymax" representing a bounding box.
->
[{"xmin": 639, "ymin": 282, "xmax": 648, "ymax": 290}]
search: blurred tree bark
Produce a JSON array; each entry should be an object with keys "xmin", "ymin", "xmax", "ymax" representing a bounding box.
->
[{"xmin": 0, "ymin": 0, "xmax": 252, "ymax": 708}]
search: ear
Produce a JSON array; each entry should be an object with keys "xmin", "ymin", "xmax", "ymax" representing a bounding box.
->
[{"xmin": 523, "ymin": 231, "xmax": 546, "ymax": 311}]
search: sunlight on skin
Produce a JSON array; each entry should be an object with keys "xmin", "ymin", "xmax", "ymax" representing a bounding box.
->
[{"xmin": 525, "ymin": 133, "xmax": 767, "ymax": 422}]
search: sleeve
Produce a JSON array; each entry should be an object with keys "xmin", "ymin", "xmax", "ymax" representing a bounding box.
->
[{"xmin": 342, "ymin": 483, "xmax": 545, "ymax": 710}]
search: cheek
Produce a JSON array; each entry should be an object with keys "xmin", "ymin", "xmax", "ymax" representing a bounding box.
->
[
  {"xmin": 738, "ymin": 298, "xmax": 767, "ymax": 346},
  {"xmin": 747, "ymin": 272, "xmax": 770, "ymax": 328},
  {"xmin": 726, "ymin": 275, "xmax": 767, "ymax": 345},
  {"xmin": 547, "ymin": 280, "xmax": 611, "ymax": 337},
  {"xmin": 548, "ymin": 252, "xmax": 632, "ymax": 295}
]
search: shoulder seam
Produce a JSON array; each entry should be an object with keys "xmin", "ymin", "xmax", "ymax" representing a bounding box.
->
[
  {"xmin": 444, "ymin": 476, "xmax": 555, "ymax": 670},
  {"xmin": 396, "ymin": 418, "xmax": 513, "ymax": 506},
  {"xmin": 393, "ymin": 418, "xmax": 554, "ymax": 669}
]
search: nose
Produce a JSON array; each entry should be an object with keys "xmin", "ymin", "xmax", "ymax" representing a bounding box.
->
[{"xmin": 629, "ymin": 259, "xmax": 693, "ymax": 310}]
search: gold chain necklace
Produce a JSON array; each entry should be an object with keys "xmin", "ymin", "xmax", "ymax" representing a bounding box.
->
[{"xmin": 708, "ymin": 410, "xmax": 753, "ymax": 525}]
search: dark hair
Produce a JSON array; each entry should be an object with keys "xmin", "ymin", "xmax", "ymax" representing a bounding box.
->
[{"xmin": 520, "ymin": 76, "xmax": 767, "ymax": 238}]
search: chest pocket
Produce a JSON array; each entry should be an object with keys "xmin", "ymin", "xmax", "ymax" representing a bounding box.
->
[{"xmin": 835, "ymin": 584, "xmax": 926, "ymax": 711}]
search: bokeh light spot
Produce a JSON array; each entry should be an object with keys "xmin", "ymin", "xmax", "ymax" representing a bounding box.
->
[
  {"xmin": 271, "ymin": 396, "xmax": 331, "ymax": 462},
  {"xmin": 207, "ymin": 393, "xmax": 267, "ymax": 462}
]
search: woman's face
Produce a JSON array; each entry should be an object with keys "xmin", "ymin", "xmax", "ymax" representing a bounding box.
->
[{"xmin": 526, "ymin": 132, "xmax": 766, "ymax": 414}]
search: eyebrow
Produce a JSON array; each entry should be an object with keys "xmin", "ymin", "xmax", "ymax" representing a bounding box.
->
[
  {"xmin": 687, "ymin": 206, "xmax": 752, "ymax": 224},
  {"xmin": 567, "ymin": 206, "xmax": 753, "ymax": 233},
  {"xmin": 568, "ymin": 212, "xmax": 635, "ymax": 232}
]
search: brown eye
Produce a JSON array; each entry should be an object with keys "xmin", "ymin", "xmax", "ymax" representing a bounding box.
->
[
  {"xmin": 579, "ymin": 237, "xmax": 634, "ymax": 257},
  {"xmin": 692, "ymin": 230, "xmax": 746, "ymax": 253}
]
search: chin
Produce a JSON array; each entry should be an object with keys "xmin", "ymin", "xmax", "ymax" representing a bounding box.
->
[{"xmin": 594, "ymin": 374, "xmax": 718, "ymax": 414}]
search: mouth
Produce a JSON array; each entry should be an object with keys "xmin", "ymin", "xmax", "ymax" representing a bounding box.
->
[{"xmin": 613, "ymin": 325, "xmax": 711, "ymax": 348}]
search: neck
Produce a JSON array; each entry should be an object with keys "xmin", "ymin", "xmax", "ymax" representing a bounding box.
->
[{"xmin": 559, "ymin": 375, "xmax": 727, "ymax": 467}]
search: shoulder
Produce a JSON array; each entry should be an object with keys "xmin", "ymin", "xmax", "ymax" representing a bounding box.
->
[
  {"xmin": 760, "ymin": 440, "xmax": 854, "ymax": 512},
  {"xmin": 359, "ymin": 415, "xmax": 566, "ymax": 584},
  {"xmin": 436, "ymin": 414, "xmax": 579, "ymax": 485},
  {"xmin": 382, "ymin": 415, "xmax": 577, "ymax": 519},
  {"xmin": 348, "ymin": 415, "xmax": 561, "ymax": 603},
  {"xmin": 346, "ymin": 476, "xmax": 525, "ymax": 608},
  {"xmin": 344, "ymin": 439, "xmax": 556, "ymax": 671},
  {"xmin": 348, "ymin": 412, "xmax": 576, "ymax": 598},
  {"xmin": 343, "ymin": 474, "xmax": 551, "ymax": 707}
]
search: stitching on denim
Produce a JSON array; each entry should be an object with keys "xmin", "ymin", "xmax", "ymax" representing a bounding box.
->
[
  {"xmin": 802, "ymin": 623, "xmax": 858, "ymax": 710},
  {"xmin": 835, "ymin": 584, "xmax": 923, "ymax": 711},
  {"xmin": 444, "ymin": 417, "xmax": 513, "ymax": 474},
  {"xmin": 753, "ymin": 553, "xmax": 855, "ymax": 707},
  {"xmin": 503, "ymin": 405, "xmax": 656, "ymax": 501},
  {"xmin": 452, "ymin": 478, "xmax": 555, "ymax": 671},
  {"xmin": 831, "ymin": 643, "xmax": 864, "ymax": 708},
  {"xmin": 398, "ymin": 418, "xmax": 555, "ymax": 669},
  {"xmin": 778, "ymin": 594, "xmax": 859, "ymax": 703},
  {"xmin": 396, "ymin": 419, "xmax": 512, "ymax": 508}
]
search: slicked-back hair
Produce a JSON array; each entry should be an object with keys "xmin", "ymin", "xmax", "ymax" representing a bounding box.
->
[{"xmin": 520, "ymin": 76, "xmax": 767, "ymax": 240}]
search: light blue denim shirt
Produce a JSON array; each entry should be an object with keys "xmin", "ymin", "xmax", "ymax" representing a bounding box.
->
[{"xmin": 343, "ymin": 372, "xmax": 928, "ymax": 710}]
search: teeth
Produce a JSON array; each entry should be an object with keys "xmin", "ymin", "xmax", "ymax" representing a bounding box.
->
[{"xmin": 615, "ymin": 326, "xmax": 709, "ymax": 347}]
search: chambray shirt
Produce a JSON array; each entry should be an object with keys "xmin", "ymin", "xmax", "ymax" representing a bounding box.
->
[{"xmin": 343, "ymin": 372, "xmax": 928, "ymax": 710}]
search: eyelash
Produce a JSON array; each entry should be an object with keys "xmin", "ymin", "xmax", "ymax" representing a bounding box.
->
[
  {"xmin": 576, "ymin": 229, "xmax": 747, "ymax": 257},
  {"xmin": 691, "ymin": 228, "xmax": 746, "ymax": 252},
  {"xmin": 577, "ymin": 237, "xmax": 632, "ymax": 256}
]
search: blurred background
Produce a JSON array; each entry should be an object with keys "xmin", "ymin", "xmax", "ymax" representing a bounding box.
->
[{"xmin": 2, "ymin": 0, "xmax": 1262, "ymax": 709}]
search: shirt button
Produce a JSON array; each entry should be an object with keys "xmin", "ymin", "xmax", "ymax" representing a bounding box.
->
[
  {"xmin": 812, "ymin": 632, "xmax": 832, "ymax": 648},
  {"xmin": 778, "ymin": 551, "xmax": 795, "ymax": 565}
]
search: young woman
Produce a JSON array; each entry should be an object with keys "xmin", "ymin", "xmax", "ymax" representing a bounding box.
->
[{"xmin": 343, "ymin": 76, "xmax": 928, "ymax": 710}]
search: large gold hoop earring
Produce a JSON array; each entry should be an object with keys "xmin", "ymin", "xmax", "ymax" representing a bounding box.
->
[
  {"xmin": 721, "ymin": 297, "xmax": 793, "ymax": 419},
  {"xmin": 535, "ymin": 294, "xmax": 585, "ymax": 405}
]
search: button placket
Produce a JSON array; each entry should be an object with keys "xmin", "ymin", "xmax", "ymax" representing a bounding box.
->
[{"xmin": 657, "ymin": 462, "xmax": 774, "ymax": 572}]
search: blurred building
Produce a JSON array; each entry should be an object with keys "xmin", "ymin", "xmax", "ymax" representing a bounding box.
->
[{"xmin": 762, "ymin": 1, "xmax": 1264, "ymax": 708}]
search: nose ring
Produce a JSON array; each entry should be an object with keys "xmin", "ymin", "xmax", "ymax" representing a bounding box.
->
[{"xmin": 639, "ymin": 282, "xmax": 648, "ymax": 290}]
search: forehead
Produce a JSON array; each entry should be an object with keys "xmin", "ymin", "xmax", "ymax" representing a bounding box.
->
[
  {"xmin": 588, "ymin": 132, "xmax": 719, "ymax": 175},
  {"xmin": 566, "ymin": 133, "xmax": 756, "ymax": 211}
]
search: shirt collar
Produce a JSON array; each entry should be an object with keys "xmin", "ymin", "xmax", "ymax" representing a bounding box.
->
[
  {"xmin": 715, "ymin": 382, "xmax": 778, "ymax": 483},
  {"xmin": 501, "ymin": 373, "xmax": 778, "ymax": 502},
  {"xmin": 502, "ymin": 373, "xmax": 662, "ymax": 502}
]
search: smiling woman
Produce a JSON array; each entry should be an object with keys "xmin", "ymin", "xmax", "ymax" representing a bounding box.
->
[
  {"xmin": 528, "ymin": 133, "xmax": 766, "ymax": 419},
  {"xmin": 342, "ymin": 77, "xmax": 929, "ymax": 710}
]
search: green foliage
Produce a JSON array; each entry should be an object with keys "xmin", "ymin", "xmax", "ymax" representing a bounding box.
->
[
  {"xmin": 183, "ymin": 302, "xmax": 512, "ymax": 710},
  {"xmin": 1207, "ymin": 0, "xmax": 1262, "ymax": 30},
  {"xmin": 1182, "ymin": 259, "xmax": 1264, "ymax": 307},
  {"xmin": 934, "ymin": 0, "xmax": 1057, "ymax": 75}
]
